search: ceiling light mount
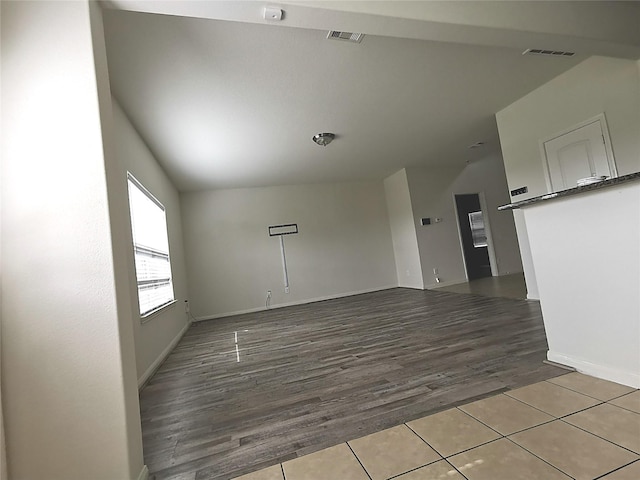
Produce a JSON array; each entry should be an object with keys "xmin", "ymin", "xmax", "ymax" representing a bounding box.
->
[{"xmin": 312, "ymin": 133, "xmax": 335, "ymax": 146}]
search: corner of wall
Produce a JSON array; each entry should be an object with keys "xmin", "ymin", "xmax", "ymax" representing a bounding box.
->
[
  {"xmin": 383, "ymin": 169, "xmax": 424, "ymax": 289},
  {"xmin": 110, "ymin": 92, "xmax": 190, "ymax": 389}
]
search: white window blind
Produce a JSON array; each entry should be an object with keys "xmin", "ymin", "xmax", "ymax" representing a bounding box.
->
[{"xmin": 127, "ymin": 174, "xmax": 175, "ymax": 316}]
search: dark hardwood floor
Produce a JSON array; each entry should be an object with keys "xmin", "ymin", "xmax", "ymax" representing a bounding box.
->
[{"xmin": 140, "ymin": 288, "xmax": 565, "ymax": 480}]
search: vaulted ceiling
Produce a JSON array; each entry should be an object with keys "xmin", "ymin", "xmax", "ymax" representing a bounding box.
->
[{"xmin": 102, "ymin": 1, "xmax": 640, "ymax": 191}]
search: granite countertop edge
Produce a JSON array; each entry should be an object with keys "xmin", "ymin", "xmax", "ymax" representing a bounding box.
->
[{"xmin": 498, "ymin": 172, "xmax": 640, "ymax": 211}]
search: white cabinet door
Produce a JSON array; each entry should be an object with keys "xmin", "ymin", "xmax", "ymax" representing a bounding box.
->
[{"xmin": 543, "ymin": 118, "xmax": 616, "ymax": 192}]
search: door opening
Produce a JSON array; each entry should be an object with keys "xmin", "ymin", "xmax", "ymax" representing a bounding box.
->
[{"xmin": 455, "ymin": 194, "xmax": 492, "ymax": 281}]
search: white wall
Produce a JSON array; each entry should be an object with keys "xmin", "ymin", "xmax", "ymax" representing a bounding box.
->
[
  {"xmin": 181, "ymin": 182, "xmax": 397, "ymax": 319},
  {"xmin": 495, "ymin": 55, "xmax": 640, "ymax": 385},
  {"xmin": 1, "ymin": 1, "xmax": 144, "ymax": 479},
  {"xmin": 496, "ymin": 56, "xmax": 640, "ymax": 300},
  {"xmin": 112, "ymin": 101, "xmax": 190, "ymax": 387},
  {"xmin": 399, "ymin": 154, "xmax": 523, "ymax": 289},
  {"xmin": 404, "ymin": 166, "xmax": 462, "ymax": 287},
  {"xmin": 524, "ymin": 183, "xmax": 640, "ymax": 387},
  {"xmin": 497, "ymin": 56, "xmax": 640, "ymax": 199},
  {"xmin": 511, "ymin": 210, "xmax": 539, "ymax": 300},
  {"xmin": 383, "ymin": 170, "xmax": 423, "ymax": 288}
]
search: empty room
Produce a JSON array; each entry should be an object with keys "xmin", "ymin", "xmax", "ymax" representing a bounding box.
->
[{"xmin": 2, "ymin": 1, "xmax": 640, "ymax": 480}]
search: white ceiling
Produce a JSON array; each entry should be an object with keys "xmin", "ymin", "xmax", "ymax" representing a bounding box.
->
[{"xmin": 101, "ymin": 2, "xmax": 637, "ymax": 191}]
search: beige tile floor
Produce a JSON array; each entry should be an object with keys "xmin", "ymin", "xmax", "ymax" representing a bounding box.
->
[{"xmin": 234, "ymin": 372, "xmax": 640, "ymax": 480}]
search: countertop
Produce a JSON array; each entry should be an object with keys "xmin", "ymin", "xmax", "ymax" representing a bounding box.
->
[{"xmin": 498, "ymin": 172, "xmax": 640, "ymax": 211}]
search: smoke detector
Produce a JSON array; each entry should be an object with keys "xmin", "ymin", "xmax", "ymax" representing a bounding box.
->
[{"xmin": 263, "ymin": 7, "xmax": 283, "ymax": 21}]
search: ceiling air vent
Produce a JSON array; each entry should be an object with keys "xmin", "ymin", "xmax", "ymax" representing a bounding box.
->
[
  {"xmin": 523, "ymin": 48, "xmax": 575, "ymax": 57},
  {"xmin": 327, "ymin": 30, "xmax": 364, "ymax": 43}
]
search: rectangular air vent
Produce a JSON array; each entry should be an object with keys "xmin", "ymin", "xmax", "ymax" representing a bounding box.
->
[
  {"xmin": 327, "ymin": 31, "xmax": 364, "ymax": 43},
  {"xmin": 523, "ymin": 48, "xmax": 575, "ymax": 57}
]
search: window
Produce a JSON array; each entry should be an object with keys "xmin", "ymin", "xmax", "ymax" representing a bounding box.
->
[{"xmin": 127, "ymin": 173, "xmax": 175, "ymax": 317}]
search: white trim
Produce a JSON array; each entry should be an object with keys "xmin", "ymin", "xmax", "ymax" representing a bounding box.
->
[
  {"xmin": 547, "ymin": 351, "xmax": 640, "ymax": 389},
  {"xmin": 397, "ymin": 284, "xmax": 425, "ymax": 290},
  {"xmin": 539, "ymin": 113, "xmax": 618, "ymax": 193},
  {"xmin": 478, "ymin": 191, "xmax": 499, "ymax": 277},
  {"xmin": 425, "ymin": 278, "xmax": 467, "ymax": 289},
  {"xmin": 194, "ymin": 285, "xmax": 398, "ymax": 321},
  {"xmin": 452, "ymin": 193, "xmax": 469, "ymax": 282},
  {"xmin": 137, "ymin": 320, "xmax": 191, "ymax": 389},
  {"xmin": 526, "ymin": 292, "xmax": 540, "ymax": 301},
  {"xmin": 136, "ymin": 465, "xmax": 149, "ymax": 480},
  {"xmin": 140, "ymin": 299, "xmax": 177, "ymax": 324}
]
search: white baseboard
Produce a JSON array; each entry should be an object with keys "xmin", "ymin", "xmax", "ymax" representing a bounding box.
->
[
  {"xmin": 138, "ymin": 320, "xmax": 191, "ymax": 389},
  {"xmin": 425, "ymin": 278, "xmax": 466, "ymax": 289},
  {"xmin": 136, "ymin": 465, "xmax": 149, "ymax": 480},
  {"xmin": 547, "ymin": 351, "xmax": 640, "ymax": 389},
  {"xmin": 194, "ymin": 285, "xmax": 398, "ymax": 322}
]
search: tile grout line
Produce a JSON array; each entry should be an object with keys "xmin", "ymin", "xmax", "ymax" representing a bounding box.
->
[
  {"xmin": 445, "ymin": 437, "xmax": 505, "ymax": 460},
  {"xmin": 443, "ymin": 458, "xmax": 471, "ymax": 480},
  {"xmin": 403, "ymin": 421, "xmax": 447, "ymax": 459},
  {"xmin": 457, "ymin": 394, "xmax": 572, "ymax": 438},
  {"xmin": 405, "ymin": 420, "xmax": 504, "ymax": 462},
  {"xmin": 403, "ymin": 399, "xmax": 621, "ymax": 480},
  {"xmin": 345, "ymin": 442, "xmax": 373, "ymax": 480},
  {"xmin": 502, "ymin": 436, "xmax": 577, "ymax": 480},
  {"xmin": 605, "ymin": 397, "xmax": 640, "ymax": 415},
  {"xmin": 543, "ymin": 377, "xmax": 637, "ymax": 403},
  {"xmin": 557, "ymin": 417, "xmax": 640, "ymax": 457},
  {"xmin": 383, "ymin": 457, "xmax": 471, "ymax": 480},
  {"xmin": 455, "ymin": 405, "xmax": 510, "ymax": 437},
  {"xmin": 400, "ymin": 423, "xmax": 472, "ymax": 479},
  {"xmin": 503, "ymin": 390, "xmax": 605, "ymax": 419},
  {"xmin": 592, "ymin": 458, "xmax": 640, "ymax": 479}
]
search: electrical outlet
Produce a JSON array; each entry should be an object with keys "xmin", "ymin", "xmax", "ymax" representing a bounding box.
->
[
  {"xmin": 285, "ymin": 286, "xmax": 290, "ymax": 294},
  {"xmin": 267, "ymin": 290, "xmax": 272, "ymax": 298},
  {"xmin": 511, "ymin": 186, "xmax": 528, "ymax": 196},
  {"xmin": 433, "ymin": 268, "xmax": 439, "ymax": 275},
  {"xmin": 184, "ymin": 300, "xmax": 190, "ymax": 313}
]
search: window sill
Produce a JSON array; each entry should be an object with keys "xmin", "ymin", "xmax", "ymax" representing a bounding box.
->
[{"xmin": 140, "ymin": 300, "xmax": 177, "ymax": 324}]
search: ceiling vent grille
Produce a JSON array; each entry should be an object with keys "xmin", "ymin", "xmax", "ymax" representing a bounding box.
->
[
  {"xmin": 523, "ymin": 48, "xmax": 575, "ymax": 57},
  {"xmin": 327, "ymin": 31, "xmax": 364, "ymax": 43}
]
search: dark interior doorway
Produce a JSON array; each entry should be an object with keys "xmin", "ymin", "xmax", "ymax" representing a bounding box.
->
[{"xmin": 455, "ymin": 193, "xmax": 492, "ymax": 280}]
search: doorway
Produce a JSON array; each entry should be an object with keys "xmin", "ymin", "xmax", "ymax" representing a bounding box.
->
[{"xmin": 455, "ymin": 194, "xmax": 492, "ymax": 281}]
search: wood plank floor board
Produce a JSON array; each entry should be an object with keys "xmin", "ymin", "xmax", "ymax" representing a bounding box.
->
[{"xmin": 141, "ymin": 288, "xmax": 564, "ymax": 479}]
